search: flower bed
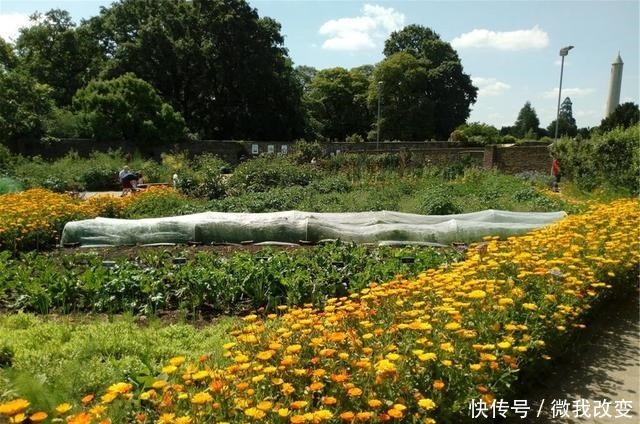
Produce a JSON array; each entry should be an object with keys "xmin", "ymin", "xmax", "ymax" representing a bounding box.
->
[
  {"xmin": 0, "ymin": 187, "xmax": 179, "ymax": 251},
  {"xmin": 1, "ymin": 199, "xmax": 638, "ymax": 423}
]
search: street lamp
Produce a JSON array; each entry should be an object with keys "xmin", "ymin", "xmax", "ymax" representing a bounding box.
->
[
  {"xmin": 554, "ymin": 45, "xmax": 574, "ymax": 140},
  {"xmin": 376, "ymin": 81, "xmax": 383, "ymax": 150}
]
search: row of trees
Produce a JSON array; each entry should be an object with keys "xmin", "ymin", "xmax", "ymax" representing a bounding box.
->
[
  {"xmin": 0, "ymin": 0, "xmax": 477, "ymax": 145},
  {"xmin": 1, "ymin": 0, "xmax": 637, "ymax": 146}
]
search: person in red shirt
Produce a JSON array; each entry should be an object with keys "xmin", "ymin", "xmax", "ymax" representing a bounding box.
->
[{"xmin": 551, "ymin": 157, "xmax": 561, "ymax": 192}]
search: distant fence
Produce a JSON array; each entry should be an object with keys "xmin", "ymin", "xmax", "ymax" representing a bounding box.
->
[{"xmin": 5, "ymin": 139, "xmax": 551, "ymax": 174}]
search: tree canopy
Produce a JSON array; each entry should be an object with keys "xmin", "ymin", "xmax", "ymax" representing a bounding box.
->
[
  {"xmin": 379, "ymin": 25, "xmax": 477, "ymax": 140},
  {"xmin": 83, "ymin": 0, "xmax": 304, "ymax": 141},
  {"xmin": 513, "ymin": 102, "xmax": 540, "ymax": 138},
  {"xmin": 547, "ymin": 97, "xmax": 578, "ymax": 138},
  {"xmin": 72, "ymin": 73, "xmax": 187, "ymax": 144},
  {"xmin": 14, "ymin": 10, "xmax": 102, "ymax": 106},
  {"xmin": 600, "ymin": 102, "xmax": 640, "ymax": 132},
  {"xmin": 304, "ymin": 67, "xmax": 372, "ymax": 141},
  {"xmin": 0, "ymin": 70, "xmax": 54, "ymax": 143},
  {"xmin": 1, "ymin": 4, "xmax": 486, "ymax": 144}
]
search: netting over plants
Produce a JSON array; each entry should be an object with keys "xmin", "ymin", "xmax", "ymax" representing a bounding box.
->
[{"xmin": 60, "ymin": 210, "xmax": 567, "ymax": 247}]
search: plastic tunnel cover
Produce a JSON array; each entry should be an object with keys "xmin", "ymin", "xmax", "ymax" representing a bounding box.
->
[{"xmin": 60, "ymin": 210, "xmax": 567, "ymax": 247}]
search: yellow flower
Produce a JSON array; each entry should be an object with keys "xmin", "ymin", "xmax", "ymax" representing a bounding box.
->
[
  {"xmin": 418, "ymin": 398, "xmax": 437, "ymax": 410},
  {"xmin": 55, "ymin": 403, "xmax": 73, "ymax": 415},
  {"xmin": 0, "ymin": 399, "xmax": 30, "ymax": 416},
  {"xmin": 191, "ymin": 392, "xmax": 213, "ymax": 405}
]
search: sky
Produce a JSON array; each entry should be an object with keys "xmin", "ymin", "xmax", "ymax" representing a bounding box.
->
[{"xmin": 1, "ymin": 0, "xmax": 638, "ymax": 129}]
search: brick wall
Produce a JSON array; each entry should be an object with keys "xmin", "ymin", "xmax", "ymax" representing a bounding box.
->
[{"xmin": 5, "ymin": 139, "xmax": 550, "ymax": 173}]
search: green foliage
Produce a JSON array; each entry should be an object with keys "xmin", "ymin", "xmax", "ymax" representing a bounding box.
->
[
  {"xmin": 0, "ymin": 345, "xmax": 13, "ymax": 368},
  {"xmin": 420, "ymin": 184, "xmax": 462, "ymax": 215},
  {"xmin": 304, "ymin": 67, "xmax": 372, "ymax": 141},
  {"xmin": 600, "ymin": 102, "xmax": 640, "ymax": 132},
  {"xmin": 86, "ymin": 0, "xmax": 304, "ymax": 141},
  {"xmin": 11, "ymin": 150, "xmax": 166, "ymax": 192},
  {"xmin": 72, "ymin": 73, "xmax": 188, "ymax": 145},
  {"xmin": 0, "ymin": 177, "xmax": 23, "ymax": 195},
  {"xmin": 448, "ymin": 129, "xmax": 467, "ymax": 143},
  {"xmin": 0, "ymin": 313, "xmax": 235, "ymax": 400},
  {"xmin": 514, "ymin": 101, "xmax": 540, "ymax": 138},
  {"xmin": 290, "ymin": 140, "xmax": 323, "ymax": 164},
  {"xmin": 14, "ymin": 10, "xmax": 102, "ymax": 106},
  {"xmin": 547, "ymin": 97, "xmax": 578, "ymax": 138},
  {"xmin": 0, "ymin": 245, "xmax": 459, "ymax": 317},
  {"xmin": 455, "ymin": 122, "xmax": 500, "ymax": 145},
  {"xmin": 551, "ymin": 125, "xmax": 640, "ymax": 194},
  {"xmin": 0, "ymin": 70, "xmax": 54, "ymax": 144},
  {"xmin": 381, "ymin": 24, "xmax": 477, "ymax": 140},
  {"xmin": 43, "ymin": 107, "xmax": 90, "ymax": 138},
  {"xmin": 177, "ymin": 154, "xmax": 229, "ymax": 200},
  {"xmin": 226, "ymin": 155, "xmax": 318, "ymax": 194}
]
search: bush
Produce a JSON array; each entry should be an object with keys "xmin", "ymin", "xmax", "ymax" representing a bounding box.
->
[
  {"xmin": 226, "ymin": 155, "xmax": 318, "ymax": 194},
  {"xmin": 421, "ymin": 184, "xmax": 462, "ymax": 215},
  {"xmin": 345, "ymin": 133, "xmax": 365, "ymax": 143},
  {"xmin": 177, "ymin": 154, "xmax": 229, "ymax": 199},
  {"xmin": 290, "ymin": 140, "xmax": 323, "ymax": 164},
  {"xmin": 551, "ymin": 124, "xmax": 640, "ymax": 194},
  {"xmin": 0, "ymin": 177, "xmax": 22, "ymax": 194},
  {"xmin": 72, "ymin": 73, "xmax": 188, "ymax": 145}
]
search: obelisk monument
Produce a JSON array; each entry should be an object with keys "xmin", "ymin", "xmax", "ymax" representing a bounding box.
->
[{"xmin": 605, "ymin": 52, "xmax": 623, "ymax": 117}]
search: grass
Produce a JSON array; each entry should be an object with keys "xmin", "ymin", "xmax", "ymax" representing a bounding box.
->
[{"xmin": 0, "ymin": 313, "xmax": 235, "ymax": 405}]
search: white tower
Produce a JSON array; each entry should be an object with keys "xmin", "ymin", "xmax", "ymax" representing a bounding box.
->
[{"xmin": 605, "ymin": 52, "xmax": 623, "ymax": 117}]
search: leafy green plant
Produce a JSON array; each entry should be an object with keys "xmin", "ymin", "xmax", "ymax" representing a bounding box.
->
[
  {"xmin": 226, "ymin": 155, "xmax": 318, "ymax": 194},
  {"xmin": 421, "ymin": 184, "xmax": 462, "ymax": 215}
]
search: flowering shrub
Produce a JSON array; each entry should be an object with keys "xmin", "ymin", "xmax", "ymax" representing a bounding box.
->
[
  {"xmin": 1, "ymin": 199, "xmax": 637, "ymax": 423},
  {"xmin": 0, "ymin": 187, "xmax": 179, "ymax": 251}
]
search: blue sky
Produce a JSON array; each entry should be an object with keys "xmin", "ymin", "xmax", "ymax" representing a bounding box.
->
[{"xmin": 1, "ymin": 0, "xmax": 638, "ymax": 129}]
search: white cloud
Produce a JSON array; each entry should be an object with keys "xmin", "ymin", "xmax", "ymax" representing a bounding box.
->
[
  {"xmin": 542, "ymin": 87, "xmax": 595, "ymax": 99},
  {"xmin": 319, "ymin": 4, "xmax": 405, "ymax": 52},
  {"xmin": 0, "ymin": 13, "xmax": 32, "ymax": 42},
  {"xmin": 451, "ymin": 26, "xmax": 549, "ymax": 51},
  {"xmin": 472, "ymin": 77, "xmax": 511, "ymax": 96}
]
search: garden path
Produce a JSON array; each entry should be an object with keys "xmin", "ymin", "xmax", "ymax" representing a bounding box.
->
[{"xmin": 510, "ymin": 292, "xmax": 640, "ymax": 423}]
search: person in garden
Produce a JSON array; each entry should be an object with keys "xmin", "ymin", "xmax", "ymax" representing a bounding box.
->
[{"xmin": 551, "ymin": 156, "xmax": 561, "ymax": 192}]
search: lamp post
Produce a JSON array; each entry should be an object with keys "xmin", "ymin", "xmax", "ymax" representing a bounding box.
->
[
  {"xmin": 376, "ymin": 81, "xmax": 383, "ymax": 150},
  {"xmin": 554, "ymin": 45, "xmax": 573, "ymax": 140}
]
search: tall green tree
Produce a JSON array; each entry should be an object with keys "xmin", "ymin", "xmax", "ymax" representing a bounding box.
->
[
  {"xmin": 84, "ymin": 0, "xmax": 304, "ymax": 140},
  {"xmin": 370, "ymin": 52, "xmax": 435, "ymax": 141},
  {"xmin": 304, "ymin": 67, "xmax": 372, "ymax": 141},
  {"xmin": 600, "ymin": 102, "xmax": 640, "ymax": 132},
  {"xmin": 14, "ymin": 10, "xmax": 102, "ymax": 106},
  {"xmin": 513, "ymin": 101, "xmax": 540, "ymax": 138},
  {"xmin": 547, "ymin": 97, "xmax": 578, "ymax": 137},
  {"xmin": 0, "ymin": 70, "xmax": 54, "ymax": 143},
  {"xmin": 72, "ymin": 73, "xmax": 187, "ymax": 144},
  {"xmin": 379, "ymin": 24, "xmax": 477, "ymax": 139}
]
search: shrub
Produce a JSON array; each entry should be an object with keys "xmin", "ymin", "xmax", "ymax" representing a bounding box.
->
[
  {"xmin": 72, "ymin": 73, "xmax": 188, "ymax": 145},
  {"xmin": 421, "ymin": 184, "xmax": 462, "ymax": 215},
  {"xmin": 551, "ymin": 124, "xmax": 640, "ymax": 194},
  {"xmin": 290, "ymin": 140, "xmax": 323, "ymax": 164},
  {"xmin": 226, "ymin": 155, "xmax": 318, "ymax": 194},
  {"xmin": 345, "ymin": 133, "xmax": 365, "ymax": 143},
  {"xmin": 0, "ymin": 177, "xmax": 22, "ymax": 194},
  {"xmin": 177, "ymin": 154, "xmax": 229, "ymax": 199}
]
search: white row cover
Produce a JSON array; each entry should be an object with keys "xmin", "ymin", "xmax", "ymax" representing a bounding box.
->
[{"xmin": 60, "ymin": 210, "xmax": 567, "ymax": 247}]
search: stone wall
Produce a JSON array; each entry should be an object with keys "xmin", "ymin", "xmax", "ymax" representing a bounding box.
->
[{"xmin": 5, "ymin": 138, "xmax": 551, "ymax": 173}]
